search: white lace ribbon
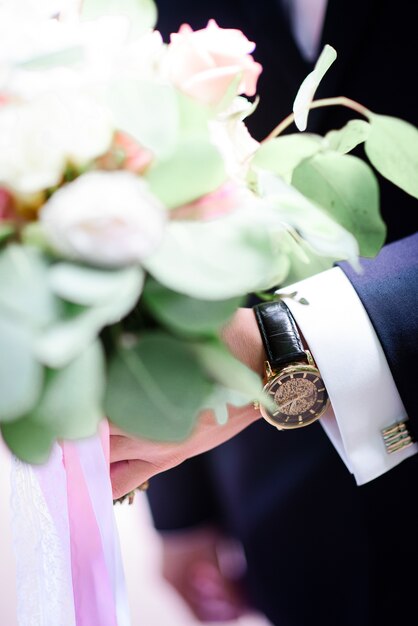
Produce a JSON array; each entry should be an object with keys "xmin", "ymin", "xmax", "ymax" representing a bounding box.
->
[
  {"xmin": 11, "ymin": 444, "xmax": 77, "ymax": 626},
  {"xmin": 4, "ymin": 429, "xmax": 131, "ymax": 626}
]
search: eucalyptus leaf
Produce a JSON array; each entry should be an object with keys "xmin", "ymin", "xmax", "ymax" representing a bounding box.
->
[
  {"xmin": 143, "ymin": 211, "xmax": 290, "ymax": 299},
  {"xmin": 194, "ymin": 337, "xmax": 276, "ymax": 415},
  {"xmin": 278, "ymin": 231, "xmax": 338, "ymax": 286},
  {"xmin": 203, "ymin": 386, "xmax": 250, "ymax": 425},
  {"xmin": 252, "ymin": 134, "xmax": 322, "ymax": 182},
  {"xmin": 49, "ymin": 263, "xmax": 144, "ymax": 307},
  {"xmin": 81, "ymin": 0, "xmax": 157, "ymax": 38},
  {"xmin": 365, "ymin": 113, "xmax": 418, "ymax": 199},
  {"xmin": 145, "ymin": 139, "xmax": 227, "ymax": 209},
  {"xmin": 0, "ymin": 316, "xmax": 43, "ymax": 422},
  {"xmin": 0, "ymin": 245, "xmax": 58, "ymax": 328},
  {"xmin": 36, "ymin": 266, "xmax": 144, "ymax": 367},
  {"xmin": 256, "ymin": 170, "xmax": 360, "ymax": 266},
  {"xmin": 1, "ymin": 417, "xmax": 55, "ymax": 464},
  {"xmin": 193, "ymin": 338, "xmax": 262, "ymax": 399},
  {"xmin": 31, "ymin": 341, "xmax": 105, "ymax": 439},
  {"xmin": 177, "ymin": 92, "xmax": 211, "ymax": 139},
  {"xmin": 293, "ymin": 44, "xmax": 337, "ymax": 131},
  {"xmin": 325, "ymin": 120, "xmax": 371, "ymax": 154},
  {"xmin": 105, "ymin": 333, "xmax": 214, "ymax": 440},
  {"xmin": 292, "ymin": 153, "xmax": 385, "ymax": 257},
  {"xmin": 142, "ymin": 280, "xmax": 244, "ymax": 336},
  {"xmin": 106, "ymin": 80, "xmax": 179, "ymax": 157}
]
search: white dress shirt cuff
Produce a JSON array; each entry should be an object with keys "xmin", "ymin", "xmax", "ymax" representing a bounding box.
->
[{"xmin": 278, "ymin": 266, "xmax": 418, "ymax": 485}]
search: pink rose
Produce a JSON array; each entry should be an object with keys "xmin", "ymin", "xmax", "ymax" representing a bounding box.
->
[
  {"xmin": 170, "ymin": 183, "xmax": 241, "ymax": 220},
  {"xmin": 0, "ymin": 188, "xmax": 14, "ymax": 221},
  {"xmin": 164, "ymin": 20, "xmax": 262, "ymax": 106},
  {"xmin": 97, "ymin": 132, "xmax": 154, "ymax": 174}
]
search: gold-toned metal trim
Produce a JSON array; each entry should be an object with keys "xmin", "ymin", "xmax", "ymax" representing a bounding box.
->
[
  {"xmin": 381, "ymin": 420, "xmax": 415, "ymax": 454},
  {"xmin": 259, "ymin": 362, "xmax": 329, "ymax": 430}
]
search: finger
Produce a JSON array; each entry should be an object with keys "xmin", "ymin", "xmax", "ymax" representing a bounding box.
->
[
  {"xmin": 110, "ymin": 459, "xmax": 151, "ymax": 499},
  {"xmin": 109, "ymin": 434, "xmax": 143, "ymax": 463}
]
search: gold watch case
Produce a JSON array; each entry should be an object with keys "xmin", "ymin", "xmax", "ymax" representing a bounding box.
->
[{"xmin": 259, "ymin": 351, "xmax": 329, "ymax": 430}]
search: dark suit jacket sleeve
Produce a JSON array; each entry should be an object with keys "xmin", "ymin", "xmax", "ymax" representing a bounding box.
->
[
  {"xmin": 338, "ymin": 232, "xmax": 418, "ymax": 433},
  {"xmin": 146, "ymin": 452, "xmax": 222, "ymax": 531}
]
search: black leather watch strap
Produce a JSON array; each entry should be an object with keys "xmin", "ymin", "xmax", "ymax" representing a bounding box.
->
[{"xmin": 253, "ymin": 300, "xmax": 307, "ymax": 370}]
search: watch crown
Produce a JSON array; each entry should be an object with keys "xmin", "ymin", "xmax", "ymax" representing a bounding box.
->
[{"xmin": 264, "ymin": 360, "xmax": 274, "ymax": 379}]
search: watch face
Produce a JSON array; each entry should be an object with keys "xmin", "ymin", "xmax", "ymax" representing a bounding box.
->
[{"xmin": 260, "ymin": 364, "xmax": 329, "ymax": 429}]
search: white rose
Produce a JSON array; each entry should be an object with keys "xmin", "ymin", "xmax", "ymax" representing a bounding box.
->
[
  {"xmin": 0, "ymin": 93, "xmax": 113, "ymax": 195},
  {"xmin": 40, "ymin": 171, "xmax": 166, "ymax": 266},
  {"xmin": 0, "ymin": 101, "xmax": 65, "ymax": 194}
]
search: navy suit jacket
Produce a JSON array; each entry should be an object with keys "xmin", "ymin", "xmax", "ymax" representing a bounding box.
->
[{"xmin": 148, "ymin": 2, "xmax": 418, "ymax": 625}]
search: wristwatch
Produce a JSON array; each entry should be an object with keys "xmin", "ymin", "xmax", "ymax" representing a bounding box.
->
[{"xmin": 253, "ymin": 300, "xmax": 330, "ymax": 429}]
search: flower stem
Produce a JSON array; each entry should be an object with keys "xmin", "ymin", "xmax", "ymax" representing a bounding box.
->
[{"xmin": 262, "ymin": 97, "xmax": 372, "ymax": 142}]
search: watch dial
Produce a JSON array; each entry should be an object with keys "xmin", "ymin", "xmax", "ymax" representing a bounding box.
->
[{"xmin": 262, "ymin": 367, "xmax": 329, "ymax": 429}]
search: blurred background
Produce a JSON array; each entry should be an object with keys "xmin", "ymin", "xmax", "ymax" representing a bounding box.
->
[{"xmin": 115, "ymin": 495, "xmax": 272, "ymax": 626}]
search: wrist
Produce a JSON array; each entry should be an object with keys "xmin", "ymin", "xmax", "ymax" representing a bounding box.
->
[{"xmin": 221, "ymin": 307, "xmax": 265, "ymax": 376}]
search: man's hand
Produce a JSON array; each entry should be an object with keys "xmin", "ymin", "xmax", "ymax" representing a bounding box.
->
[
  {"xmin": 159, "ymin": 525, "xmax": 250, "ymax": 622},
  {"xmin": 110, "ymin": 403, "xmax": 258, "ymax": 500}
]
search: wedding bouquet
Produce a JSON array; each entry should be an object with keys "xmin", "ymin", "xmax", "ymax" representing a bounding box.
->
[{"xmin": 1, "ymin": 0, "xmax": 417, "ymax": 465}]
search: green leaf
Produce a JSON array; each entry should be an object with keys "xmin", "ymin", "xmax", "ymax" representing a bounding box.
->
[
  {"xmin": 0, "ymin": 316, "xmax": 43, "ymax": 422},
  {"xmin": 142, "ymin": 279, "xmax": 244, "ymax": 336},
  {"xmin": 255, "ymin": 170, "xmax": 360, "ymax": 266},
  {"xmin": 277, "ymin": 231, "xmax": 339, "ymax": 285},
  {"xmin": 293, "ymin": 44, "xmax": 337, "ymax": 131},
  {"xmin": 193, "ymin": 338, "xmax": 275, "ymax": 414},
  {"xmin": 143, "ymin": 211, "xmax": 290, "ymax": 299},
  {"xmin": 292, "ymin": 153, "xmax": 386, "ymax": 257},
  {"xmin": 325, "ymin": 120, "xmax": 371, "ymax": 154},
  {"xmin": 1, "ymin": 417, "xmax": 55, "ymax": 464},
  {"xmin": 252, "ymin": 134, "xmax": 322, "ymax": 182},
  {"xmin": 81, "ymin": 0, "xmax": 157, "ymax": 38},
  {"xmin": 0, "ymin": 223, "xmax": 15, "ymax": 244},
  {"xmin": 203, "ymin": 385, "xmax": 250, "ymax": 425},
  {"xmin": 0, "ymin": 245, "xmax": 58, "ymax": 328},
  {"xmin": 30, "ymin": 341, "xmax": 105, "ymax": 439},
  {"xmin": 49, "ymin": 263, "xmax": 143, "ymax": 307},
  {"xmin": 365, "ymin": 114, "xmax": 418, "ymax": 199},
  {"xmin": 145, "ymin": 139, "xmax": 227, "ymax": 208},
  {"xmin": 36, "ymin": 266, "xmax": 144, "ymax": 367},
  {"xmin": 105, "ymin": 332, "xmax": 213, "ymax": 440},
  {"xmin": 177, "ymin": 92, "xmax": 211, "ymax": 139},
  {"xmin": 193, "ymin": 338, "xmax": 262, "ymax": 399},
  {"xmin": 106, "ymin": 80, "xmax": 180, "ymax": 157}
]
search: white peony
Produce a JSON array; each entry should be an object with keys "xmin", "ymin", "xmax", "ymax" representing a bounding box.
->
[
  {"xmin": 40, "ymin": 171, "xmax": 167, "ymax": 266},
  {"xmin": 0, "ymin": 93, "xmax": 113, "ymax": 195}
]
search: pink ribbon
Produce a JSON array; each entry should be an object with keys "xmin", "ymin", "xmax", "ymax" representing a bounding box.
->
[{"xmin": 62, "ymin": 421, "xmax": 127, "ymax": 626}]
